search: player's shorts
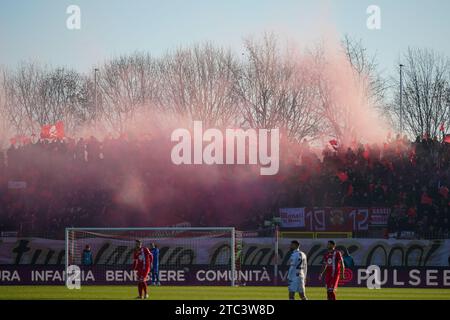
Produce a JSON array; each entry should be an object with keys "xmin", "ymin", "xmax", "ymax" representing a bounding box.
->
[
  {"xmin": 325, "ymin": 274, "xmax": 340, "ymax": 291},
  {"xmin": 288, "ymin": 277, "xmax": 306, "ymax": 293},
  {"xmin": 137, "ymin": 269, "xmax": 150, "ymax": 282}
]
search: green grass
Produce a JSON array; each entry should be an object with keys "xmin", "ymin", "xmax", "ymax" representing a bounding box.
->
[{"xmin": 0, "ymin": 286, "xmax": 450, "ymax": 300}]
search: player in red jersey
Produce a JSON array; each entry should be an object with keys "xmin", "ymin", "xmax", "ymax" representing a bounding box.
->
[
  {"xmin": 133, "ymin": 240, "xmax": 153, "ymax": 299},
  {"xmin": 318, "ymin": 240, "xmax": 345, "ymax": 300}
]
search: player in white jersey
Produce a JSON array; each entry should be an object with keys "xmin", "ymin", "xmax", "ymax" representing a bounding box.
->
[{"xmin": 287, "ymin": 240, "xmax": 308, "ymax": 300}]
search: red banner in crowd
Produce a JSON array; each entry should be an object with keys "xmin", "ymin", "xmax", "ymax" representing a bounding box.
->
[
  {"xmin": 279, "ymin": 207, "xmax": 391, "ymax": 231},
  {"xmin": 40, "ymin": 121, "xmax": 65, "ymax": 139}
]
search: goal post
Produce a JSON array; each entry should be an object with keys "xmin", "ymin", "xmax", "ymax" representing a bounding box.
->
[{"xmin": 65, "ymin": 227, "xmax": 237, "ymax": 286}]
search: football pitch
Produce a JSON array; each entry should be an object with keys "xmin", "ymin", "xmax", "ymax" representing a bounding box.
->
[{"xmin": 0, "ymin": 286, "xmax": 450, "ymax": 300}]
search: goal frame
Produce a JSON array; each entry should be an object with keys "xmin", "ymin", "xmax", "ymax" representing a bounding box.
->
[{"xmin": 65, "ymin": 227, "xmax": 236, "ymax": 286}]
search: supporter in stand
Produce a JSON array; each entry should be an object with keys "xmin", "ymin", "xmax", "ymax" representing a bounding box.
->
[{"xmin": 0, "ymin": 133, "xmax": 449, "ymax": 239}]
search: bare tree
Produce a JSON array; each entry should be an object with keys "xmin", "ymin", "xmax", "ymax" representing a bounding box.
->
[
  {"xmin": 0, "ymin": 69, "xmax": 14, "ymax": 148},
  {"xmin": 235, "ymin": 33, "xmax": 320, "ymax": 142},
  {"xmin": 3, "ymin": 34, "xmax": 449, "ymax": 147},
  {"xmin": 38, "ymin": 67, "xmax": 89, "ymax": 133},
  {"xmin": 389, "ymin": 48, "xmax": 450, "ymax": 138},
  {"xmin": 2, "ymin": 62, "xmax": 42, "ymax": 134},
  {"xmin": 2, "ymin": 62, "xmax": 88, "ymax": 135},
  {"xmin": 342, "ymin": 35, "xmax": 387, "ymax": 111},
  {"xmin": 312, "ymin": 37, "xmax": 389, "ymax": 146},
  {"xmin": 98, "ymin": 52, "xmax": 160, "ymax": 133},
  {"xmin": 158, "ymin": 43, "xmax": 240, "ymax": 127}
]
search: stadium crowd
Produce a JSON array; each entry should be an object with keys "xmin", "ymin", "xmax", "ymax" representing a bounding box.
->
[
  {"xmin": 0, "ymin": 132, "xmax": 449, "ymax": 239},
  {"xmin": 289, "ymin": 134, "xmax": 450, "ymax": 239}
]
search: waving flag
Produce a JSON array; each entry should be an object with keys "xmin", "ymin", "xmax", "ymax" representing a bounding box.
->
[
  {"xmin": 421, "ymin": 192, "xmax": 433, "ymax": 205},
  {"xmin": 439, "ymin": 186, "xmax": 449, "ymax": 199},
  {"xmin": 444, "ymin": 134, "xmax": 450, "ymax": 144},
  {"xmin": 40, "ymin": 121, "xmax": 65, "ymax": 139},
  {"xmin": 362, "ymin": 150, "xmax": 370, "ymax": 160},
  {"xmin": 347, "ymin": 184, "xmax": 354, "ymax": 196},
  {"xmin": 336, "ymin": 171, "xmax": 349, "ymax": 182},
  {"xmin": 329, "ymin": 139, "xmax": 339, "ymax": 151}
]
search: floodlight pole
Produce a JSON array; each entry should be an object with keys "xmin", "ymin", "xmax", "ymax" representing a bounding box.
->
[
  {"xmin": 399, "ymin": 64, "xmax": 404, "ymax": 133},
  {"xmin": 94, "ymin": 68, "xmax": 99, "ymax": 123}
]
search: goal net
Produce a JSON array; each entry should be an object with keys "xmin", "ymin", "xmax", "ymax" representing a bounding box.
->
[{"xmin": 65, "ymin": 227, "xmax": 237, "ymax": 286}]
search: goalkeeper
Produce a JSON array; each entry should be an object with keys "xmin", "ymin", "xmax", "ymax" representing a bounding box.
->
[{"xmin": 150, "ymin": 243, "xmax": 160, "ymax": 285}]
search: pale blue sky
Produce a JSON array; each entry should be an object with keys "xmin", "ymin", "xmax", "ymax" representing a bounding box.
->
[{"xmin": 0, "ymin": 0, "xmax": 449, "ymax": 78}]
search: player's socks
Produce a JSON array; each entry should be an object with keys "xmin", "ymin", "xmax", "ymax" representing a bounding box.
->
[
  {"xmin": 330, "ymin": 291, "xmax": 336, "ymax": 300},
  {"xmin": 143, "ymin": 282, "xmax": 148, "ymax": 296},
  {"xmin": 138, "ymin": 282, "xmax": 143, "ymax": 298}
]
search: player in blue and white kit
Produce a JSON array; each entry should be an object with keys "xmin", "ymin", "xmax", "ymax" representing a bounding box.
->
[
  {"xmin": 287, "ymin": 240, "xmax": 308, "ymax": 300},
  {"xmin": 150, "ymin": 243, "xmax": 160, "ymax": 285}
]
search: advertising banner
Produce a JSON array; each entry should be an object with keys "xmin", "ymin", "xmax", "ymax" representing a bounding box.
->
[
  {"xmin": 1, "ymin": 237, "xmax": 449, "ymax": 267},
  {"xmin": 1, "ymin": 265, "xmax": 450, "ymax": 288}
]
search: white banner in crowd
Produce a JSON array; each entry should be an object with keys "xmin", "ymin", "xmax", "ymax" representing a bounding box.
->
[
  {"xmin": 0, "ymin": 237, "xmax": 449, "ymax": 267},
  {"xmin": 7, "ymin": 181, "xmax": 27, "ymax": 189},
  {"xmin": 279, "ymin": 208, "xmax": 305, "ymax": 228}
]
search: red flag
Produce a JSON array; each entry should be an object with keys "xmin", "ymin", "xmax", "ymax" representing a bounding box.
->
[
  {"xmin": 444, "ymin": 135, "xmax": 450, "ymax": 144},
  {"xmin": 41, "ymin": 121, "xmax": 65, "ymax": 139},
  {"xmin": 407, "ymin": 207, "xmax": 417, "ymax": 218},
  {"xmin": 421, "ymin": 192, "xmax": 433, "ymax": 205},
  {"xmin": 336, "ymin": 171, "xmax": 348, "ymax": 182},
  {"xmin": 362, "ymin": 150, "xmax": 370, "ymax": 160},
  {"xmin": 40, "ymin": 125, "xmax": 50, "ymax": 139},
  {"xmin": 329, "ymin": 139, "xmax": 339, "ymax": 151},
  {"xmin": 439, "ymin": 186, "xmax": 449, "ymax": 199},
  {"xmin": 347, "ymin": 184, "xmax": 354, "ymax": 196}
]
